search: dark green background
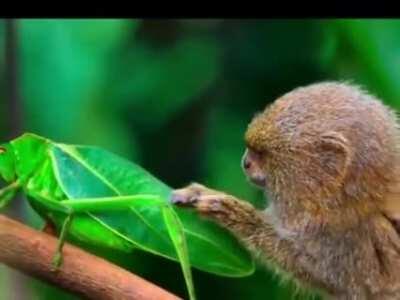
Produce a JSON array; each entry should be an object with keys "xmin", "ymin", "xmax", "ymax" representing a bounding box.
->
[{"xmin": 1, "ymin": 19, "xmax": 400, "ymax": 300}]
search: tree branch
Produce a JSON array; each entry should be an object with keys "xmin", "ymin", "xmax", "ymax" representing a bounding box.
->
[{"xmin": 0, "ymin": 215, "xmax": 181, "ymax": 300}]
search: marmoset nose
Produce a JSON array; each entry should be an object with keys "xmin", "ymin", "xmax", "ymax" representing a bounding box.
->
[{"xmin": 243, "ymin": 156, "xmax": 252, "ymax": 170}]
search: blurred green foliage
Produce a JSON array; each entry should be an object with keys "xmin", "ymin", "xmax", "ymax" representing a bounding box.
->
[{"xmin": 1, "ymin": 18, "xmax": 400, "ymax": 300}]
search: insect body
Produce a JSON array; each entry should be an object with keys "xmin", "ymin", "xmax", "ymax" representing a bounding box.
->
[
  {"xmin": 0, "ymin": 134, "xmax": 180, "ymax": 259},
  {"xmin": 0, "ymin": 133, "xmax": 203, "ymax": 298}
]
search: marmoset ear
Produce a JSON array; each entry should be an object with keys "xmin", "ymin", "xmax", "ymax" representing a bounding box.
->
[{"xmin": 316, "ymin": 131, "xmax": 352, "ymax": 183}]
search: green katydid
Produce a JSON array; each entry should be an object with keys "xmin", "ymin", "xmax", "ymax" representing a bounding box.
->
[{"xmin": 0, "ymin": 133, "xmax": 254, "ymax": 299}]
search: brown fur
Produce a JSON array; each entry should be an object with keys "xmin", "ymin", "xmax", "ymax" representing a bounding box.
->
[{"xmin": 172, "ymin": 82, "xmax": 400, "ymax": 299}]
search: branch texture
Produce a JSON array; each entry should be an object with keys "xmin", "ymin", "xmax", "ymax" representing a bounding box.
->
[{"xmin": 0, "ymin": 215, "xmax": 181, "ymax": 300}]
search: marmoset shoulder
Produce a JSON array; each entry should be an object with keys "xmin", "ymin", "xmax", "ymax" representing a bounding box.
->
[{"xmin": 172, "ymin": 82, "xmax": 400, "ymax": 300}]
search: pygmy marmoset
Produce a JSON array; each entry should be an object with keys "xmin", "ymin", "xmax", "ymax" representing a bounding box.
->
[{"xmin": 171, "ymin": 82, "xmax": 400, "ymax": 300}]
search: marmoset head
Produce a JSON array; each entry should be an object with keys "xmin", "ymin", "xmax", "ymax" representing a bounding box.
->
[{"xmin": 242, "ymin": 82, "xmax": 400, "ymax": 220}]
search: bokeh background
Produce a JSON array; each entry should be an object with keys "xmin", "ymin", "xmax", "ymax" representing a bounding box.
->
[{"xmin": 1, "ymin": 19, "xmax": 400, "ymax": 300}]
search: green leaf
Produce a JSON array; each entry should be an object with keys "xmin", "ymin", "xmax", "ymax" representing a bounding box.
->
[{"xmin": 4, "ymin": 133, "xmax": 254, "ymax": 277}]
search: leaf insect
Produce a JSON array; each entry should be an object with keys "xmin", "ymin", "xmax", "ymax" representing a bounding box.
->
[{"xmin": 0, "ymin": 133, "xmax": 195, "ymax": 300}]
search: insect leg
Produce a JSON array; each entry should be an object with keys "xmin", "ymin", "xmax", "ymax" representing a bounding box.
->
[
  {"xmin": 51, "ymin": 213, "xmax": 73, "ymax": 270},
  {"xmin": 58, "ymin": 194, "xmax": 163, "ymax": 211},
  {"xmin": 26, "ymin": 190, "xmax": 75, "ymax": 270}
]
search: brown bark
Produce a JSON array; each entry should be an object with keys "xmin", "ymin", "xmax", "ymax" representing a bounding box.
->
[{"xmin": 0, "ymin": 215, "xmax": 181, "ymax": 300}]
